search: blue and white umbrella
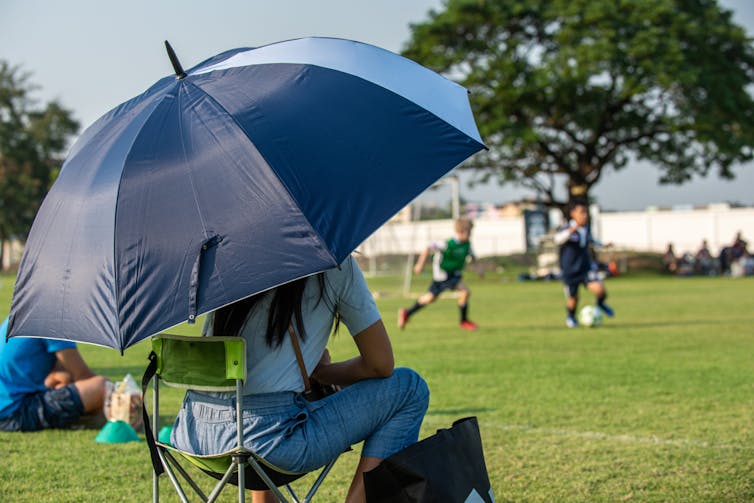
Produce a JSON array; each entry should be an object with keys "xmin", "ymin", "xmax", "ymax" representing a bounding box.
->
[{"xmin": 8, "ymin": 38, "xmax": 484, "ymax": 351}]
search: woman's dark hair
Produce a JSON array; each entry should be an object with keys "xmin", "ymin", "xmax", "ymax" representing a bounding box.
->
[{"xmin": 212, "ymin": 273, "xmax": 340, "ymax": 347}]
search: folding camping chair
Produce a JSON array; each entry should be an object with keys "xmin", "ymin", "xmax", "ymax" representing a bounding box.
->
[{"xmin": 141, "ymin": 334, "xmax": 340, "ymax": 503}]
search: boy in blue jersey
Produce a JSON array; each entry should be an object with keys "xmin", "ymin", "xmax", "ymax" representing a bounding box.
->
[
  {"xmin": 398, "ymin": 217, "xmax": 481, "ymax": 331},
  {"xmin": 0, "ymin": 317, "xmax": 108, "ymax": 431},
  {"xmin": 554, "ymin": 200, "xmax": 614, "ymax": 328}
]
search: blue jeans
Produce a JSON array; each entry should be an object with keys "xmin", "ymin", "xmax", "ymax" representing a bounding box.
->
[{"xmin": 171, "ymin": 367, "xmax": 429, "ymax": 473}]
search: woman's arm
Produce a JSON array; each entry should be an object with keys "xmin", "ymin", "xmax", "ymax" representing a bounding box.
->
[{"xmin": 311, "ymin": 319, "xmax": 394, "ymax": 387}]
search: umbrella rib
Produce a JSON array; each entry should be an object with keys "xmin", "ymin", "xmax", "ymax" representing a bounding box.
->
[
  {"xmin": 175, "ymin": 83, "xmax": 212, "ymax": 236},
  {"xmin": 113, "ymin": 92, "xmax": 182, "ymax": 349}
]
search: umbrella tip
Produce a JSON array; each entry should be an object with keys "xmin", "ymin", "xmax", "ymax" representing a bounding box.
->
[{"xmin": 165, "ymin": 40, "xmax": 187, "ymax": 80}]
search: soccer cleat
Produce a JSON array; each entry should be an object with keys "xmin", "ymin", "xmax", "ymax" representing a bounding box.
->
[
  {"xmin": 459, "ymin": 320, "xmax": 479, "ymax": 331},
  {"xmin": 598, "ymin": 303, "xmax": 614, "ymax": 317},
  {"xmin": 566, "ymin": 316, "xmax": 578, "ymax": 328},
  {"xmin": 398, "ymin": 308, "xmax": 408, "ymax": 329}
]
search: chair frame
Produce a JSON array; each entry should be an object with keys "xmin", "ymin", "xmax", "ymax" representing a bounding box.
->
[{"xmin": 147, "ymin": 334, "xmax": 339, "ymax": 503}]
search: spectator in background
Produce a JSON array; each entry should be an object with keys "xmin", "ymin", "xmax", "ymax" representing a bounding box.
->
[
  {"xmin": 0, "ymin": 317, "xmax": 108, "ymax": 431},
  {"xmin": 742, "ymin": 250, "xmax": 754, "ymax": 276},
  {"xmin": 720, "ymin": 231, "xmax": 749, "ymax": 275},
  {"xmin": 662, "ymin": 243, "xmax": 678, "ymax": 274},
  {"xmin": 695, "ymin": 239, "xmax": 714, "ymax": 275},
  {"xmin": 731, "ymin": 231, "xmax": 748, "ymax": 260}
]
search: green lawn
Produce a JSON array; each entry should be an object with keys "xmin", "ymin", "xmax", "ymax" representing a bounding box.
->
[{"xmin": 0, "ymin": 271, "xmax": 752, "ymax": 502}]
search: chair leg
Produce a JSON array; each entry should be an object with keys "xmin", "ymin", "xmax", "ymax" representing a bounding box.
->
[
  {"xmin": 206, "ymin": 463, "xmax": 238, "ymax": 503},
  {"xmin": 153, "ymin": 467, "xmax": 159, "ymax": 503},
  {"xmin": 235, "ymin": 453, "xmax": 247, "ymax": 503},
  {"xmin": 304, "ymin": 458, "xmax": 338, "ymax": 503},
  {"xmin": 157, "ymin": 448, "xmax": 191, "ymax": 503},
  {"xmin": 164, "ymin": 450, "xmax": 209, "ymax": 501},
  {"xmin": 153, "ymin": 376, "xmax": 160, "ymax": 503},
  {"xmin": 245, "ymin": 456, "xmax": 292, "ymax": 503},
  {"xmin": 284, "ymin": 484, "xmax": 301, "ymax": 503}
]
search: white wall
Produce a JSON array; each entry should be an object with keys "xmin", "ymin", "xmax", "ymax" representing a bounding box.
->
[
  {"xmin": 359, "ymin": 216, "xmax": 526, "ymax": 258},
  {"xmin": 359, "ymin": 205, "xmax": 754, "ymax": 258},
  {"xmin": 599, "ymin": 206, "xmax": 754, "ymax": 255}
]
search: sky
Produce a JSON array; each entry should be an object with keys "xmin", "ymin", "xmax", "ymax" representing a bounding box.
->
[{"xmin": 1, "ymin": 0, "xmax": 753, "ymax": 211}]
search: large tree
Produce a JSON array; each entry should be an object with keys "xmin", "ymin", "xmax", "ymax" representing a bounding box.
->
[
  {"xmin": 403, "ymin": 0, "xmax": 754, "ymax": 212},
  {"xmin": 0, "ymin": 61, "xmax": 78, "ymax": 269}
]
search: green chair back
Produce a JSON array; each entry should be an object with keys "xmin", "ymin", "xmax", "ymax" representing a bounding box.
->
[{"xmin": 152, "ymin": 334, "xmax": 246, "ymax": 391}]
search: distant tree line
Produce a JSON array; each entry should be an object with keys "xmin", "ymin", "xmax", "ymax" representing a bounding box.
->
[{"xmin": 0, "ymin": 61, "xmax": 78, "ymax": 269}]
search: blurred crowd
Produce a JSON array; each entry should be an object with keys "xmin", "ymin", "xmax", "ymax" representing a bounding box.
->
[{"xmin": 662, "ymin": 232, "xmax": 752, "ymax": 277}]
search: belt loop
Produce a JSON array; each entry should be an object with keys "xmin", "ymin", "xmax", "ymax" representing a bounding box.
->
[{"xmin": 294, "ymin": 393, "xmax": 306, "ymax": 407}]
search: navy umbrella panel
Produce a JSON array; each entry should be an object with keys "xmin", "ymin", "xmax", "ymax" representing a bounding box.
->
[{"xmin": 8, "ymin": 37, "xmax": 485, "ymax": 351}]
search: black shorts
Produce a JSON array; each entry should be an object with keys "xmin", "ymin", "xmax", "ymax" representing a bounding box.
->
[
  {"xmin": 0, "ymin": 384, "xmax": 84, "ymax": 431},
  {"xmin": 428, "ymin": 271, "xmax": 463, "ymax": 296},
  {"xmin": 563, "ymin": 271, "xmax": 602, "ymax": 298}
]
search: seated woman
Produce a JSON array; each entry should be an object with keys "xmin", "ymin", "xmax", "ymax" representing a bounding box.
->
[{"xmin": 170, "ymin": 256, "xmax": 429, "ymax": 503}]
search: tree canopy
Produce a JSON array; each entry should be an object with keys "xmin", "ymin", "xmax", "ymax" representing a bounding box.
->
[
  {"xmin": 0, "ymin": 61, "xmax": 78, "ymax": 266},
  {"xmin": 403, "ymin": 0, "xmax": 754, "ymax": 211}
]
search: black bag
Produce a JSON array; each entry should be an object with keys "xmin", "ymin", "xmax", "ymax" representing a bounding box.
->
[{"xmin": 364, "ymin": 416, "xmax": 494, "ymax": 503}]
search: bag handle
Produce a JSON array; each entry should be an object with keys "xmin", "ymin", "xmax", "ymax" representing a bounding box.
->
[
  {"xmin": 141, "ymin": 351, "xmax": 165, "ymax": 476},
  {"xmin": 288, "ymin": 321, "xmax": 312, "ymax": 394}
]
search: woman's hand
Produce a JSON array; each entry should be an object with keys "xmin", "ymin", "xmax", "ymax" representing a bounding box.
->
[
  {"xmin": 311, "ymin": 349, "xmax": 342, "ymax": 393},
  {"xmin": 312, "ymin": 348, "xmax": 332, "ymax": 383},
  {"xmin": 312, "ymin": 349, "xmax": 333, "ymax": 378}
]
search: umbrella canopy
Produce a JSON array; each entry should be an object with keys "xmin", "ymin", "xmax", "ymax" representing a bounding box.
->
[{"xmin": 8, "ymin": 37, "xmax": 484, "ymax": 351}]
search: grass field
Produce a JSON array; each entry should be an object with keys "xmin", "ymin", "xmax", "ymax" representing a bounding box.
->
[{"xmin": 0, "ymin": 270, "xmax": 752, "ymax": 502}]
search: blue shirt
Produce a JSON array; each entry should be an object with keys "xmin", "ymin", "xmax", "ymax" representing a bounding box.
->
[{"xmin": 0, "ymin": 318, "xmax": 77, "ymax": 418}]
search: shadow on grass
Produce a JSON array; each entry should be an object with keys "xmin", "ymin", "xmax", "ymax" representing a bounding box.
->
[
  {"xmin": 518, "ymin": 318, "xmax": 740, "ymax": 332},
  {"xmin": 598, "ymin": 319, "xmax": 742, "ymax": 329},
  {"xmin": 427, "ymin": 407, "xmax": 495, "ymax": 416}
]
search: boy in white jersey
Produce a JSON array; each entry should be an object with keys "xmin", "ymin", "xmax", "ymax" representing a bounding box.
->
[{"xmin": 398, "ymin": 218, "xmax": 480, "ymax": 331}]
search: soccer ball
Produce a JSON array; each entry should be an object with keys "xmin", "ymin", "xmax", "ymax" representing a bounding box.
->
[{"xmin": 578, "ymin": 305, "xmax": 603, "ymax": 328}]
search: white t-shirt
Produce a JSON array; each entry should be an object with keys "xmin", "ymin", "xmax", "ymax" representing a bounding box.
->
[{"xmin": 203, "ymin": 256, "xmax": 380, "ymax": 395}]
